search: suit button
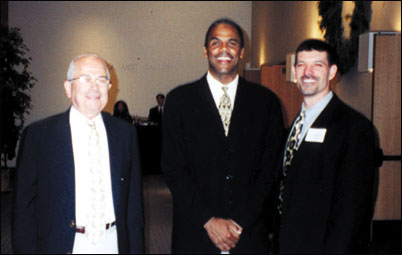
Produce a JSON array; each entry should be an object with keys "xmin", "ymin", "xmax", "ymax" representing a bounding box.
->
[
  {"xmin": 70, "ymin": 220, "xmax": 75, "ymax": 228},
  {"xmin": 225, "ymin": 175, "xmax": 233, "ymax": 180}
]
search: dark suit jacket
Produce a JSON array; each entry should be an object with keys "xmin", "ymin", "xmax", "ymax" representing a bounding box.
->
[
  {"xmin": 162, "ymin": 75, "xmax": 284, "ymax": 254},
  {"xmin": 278, "ymin": 94, "xmax": 376, "ymax": 254},
  {"xmin": 148, "ymin": 106, "xmax": 162, "ymax": 125},
  {"xmin": 12, "ymin": 110, "xmax": 144, "ymax": 254}
]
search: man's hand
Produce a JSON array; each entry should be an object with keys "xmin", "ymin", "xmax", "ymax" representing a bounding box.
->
[{"xmin": 204, "ymin": 217, "xmax": 243, "ymax": 252}]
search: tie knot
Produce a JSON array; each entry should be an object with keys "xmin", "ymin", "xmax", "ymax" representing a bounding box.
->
[
  {"xmin": 222, "ymin": 86, "xmax": 229, "ymax": 94},
  {"xmin": 87, "ymin": 120, "xmax": 96, "ymax": 130},
  {"xmin": 296, "ymin": 111, "xmax": 305, "ymax": 123}
]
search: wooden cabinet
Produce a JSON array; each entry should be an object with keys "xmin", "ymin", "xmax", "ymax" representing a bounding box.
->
[
  {"xmin": 260, "ymin": 65, "xmax": 303, "ymax": 128},
  {"xmin": 372, "ymin": 34, "xmax": 401, "ymax": 220}
]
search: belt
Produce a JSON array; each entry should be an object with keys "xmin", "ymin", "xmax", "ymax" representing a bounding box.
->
[{"xmin": 76, "ymin": 221, "xmax": 116, "ymax": 234}]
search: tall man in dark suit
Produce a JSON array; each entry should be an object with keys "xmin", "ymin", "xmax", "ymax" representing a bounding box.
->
[
  {"xmin": 162, "ymin": 18, "xmax": 284, "ymax": 254},
  {"xmin": 13, "ymin": 54, "xmax": 144, "ymax": 254},
  {"xmin": 148, "ymin": 93, "xmax": 165, "ymax": 126},
  {"xmin": 276, "ymin": 39, "xmax": 376, "ymax": 254}
]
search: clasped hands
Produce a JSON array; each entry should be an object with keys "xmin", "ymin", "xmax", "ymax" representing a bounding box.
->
[{"xmin": 204, "ymin": 217, "xmax": 243, "ymax": 252}]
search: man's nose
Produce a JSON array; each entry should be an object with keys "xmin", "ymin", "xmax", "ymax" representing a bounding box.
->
[
  {"xmin": 220, "ymin": 42, "xmax": 229, "ymax": 53},
  {"xmin": 304, "ymin": 65, "xmax": 314, "ymax": 77},
  {"xmin": 88, "ymin": 80, "xmax": 101, "ymax": 90}
]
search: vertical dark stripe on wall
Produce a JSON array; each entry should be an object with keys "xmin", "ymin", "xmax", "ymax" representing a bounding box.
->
[{"xmin": 0, "ymin": 1, "xmax": 8, "ymax": 27}]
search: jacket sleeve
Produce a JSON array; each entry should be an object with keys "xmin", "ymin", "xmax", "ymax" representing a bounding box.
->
[
  {"xmin": 161, "ymin": 91, "xmax": 215, "ymax": 227},
  {"xmin": 12, "ymin": 125, "xmax": 39, "ymax": 254},
  {"xmin": 235, "ymin": 94, "xmax": 285, "ymax": 230},
  {"xmin": 127, "ymin": 126, "xmax": 145, "ymax": 253},
  {"xmin": 323, "ymin": 119, "xmax": 376, "ymax": 253}
]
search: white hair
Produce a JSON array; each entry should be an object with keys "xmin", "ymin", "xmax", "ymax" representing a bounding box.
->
[{"xmin": 66, "ymin": 53, "xmax": 110, "ymax": 81}]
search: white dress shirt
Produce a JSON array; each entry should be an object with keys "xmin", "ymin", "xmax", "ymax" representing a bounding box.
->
[
  {"xmin": 69, "ymin": 106, "xmax": 118, "ymax": 254},
  {"xmin": 207, "ymin": 71, "xmax": 239, "ymax": 110}
]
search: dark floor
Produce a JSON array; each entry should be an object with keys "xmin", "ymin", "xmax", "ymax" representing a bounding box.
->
[
  {"xmin": 1, "ymin": 174, "xmax": 401, "ymax": 254},
  {"xmin": 1, "ymin": 174, "xmax": 172, "ymax": 254}
]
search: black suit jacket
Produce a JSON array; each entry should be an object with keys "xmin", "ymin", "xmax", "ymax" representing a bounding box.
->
[
  {"xmin": 148, "ymin": 106, "xmax": 162, "ymax": 125},
  {"xmin": 12, "ymin": 110, "xmax": 144, "ymax": 254},
  {"xmin": 162, "ymin": 75, "xmax": 284, "ymax": 254},
  {"xmin": 278, "ymin": 94, "xmax": 376, "ymax": 254}
]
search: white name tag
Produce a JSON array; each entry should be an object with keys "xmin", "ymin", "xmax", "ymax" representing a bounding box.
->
[{"xmin": 305, "ymin": 128, "xmax": 327, "ymax": 143}]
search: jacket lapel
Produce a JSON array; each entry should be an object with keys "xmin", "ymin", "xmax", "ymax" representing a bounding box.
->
[
  {"xmin": 198, "ymin": 75, "xmax": 249, "ymax": 141},
  {"xmin": 102, "ymin": 113, "xmax": 121, "ymax": 210},
  {"xmin": 53, "ymin": 109, "xmax": 76, "ymax": 223},
  {"xmin": 309, "ymin": 95, "xmax": 340, "ymax": 128},
  {"xmin": 294, "ymin": 95, "xmax": 340, "ymax": 159},
  {"xmin": 227, "ymin": 78, "xmax": 247, "ymax": 140},
  {"xmin": 198, "ymin": 76, "xmax": 228, "ymax": 140}
]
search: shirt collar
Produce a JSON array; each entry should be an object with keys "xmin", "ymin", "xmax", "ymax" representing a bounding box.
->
[
  {"xmin": 70, "ymin": 106, "xmax": 103, "ymax": 126},
  {"xmin": 301, "ymin": 91, "xmax": 333, "ymax": 124},
  {"xmin": 206, "ymin": 71, "xmax": 239, "ymax": 108},
  {"xmin": 206, "ymin": 71, "xmax": 239, "ymax": 89}
]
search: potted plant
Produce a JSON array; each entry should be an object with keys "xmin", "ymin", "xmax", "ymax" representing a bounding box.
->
[{"xmin": 1, "ymin": 25, "xmax": 36, "ymax": 191}]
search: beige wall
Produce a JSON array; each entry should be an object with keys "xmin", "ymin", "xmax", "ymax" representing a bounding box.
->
[
  {"xmin": 9, "ymin": 1, "xmax": 251, "ymax": 124},
  {"xmin": 371, "ymin": 1, "xmax": 401, "ymax": 31},
  {"xmin": 251, "ymin": 1, "xmax": 401, "ymax": 118},
  {"xmin": 251, "ymin": 1, "xmax": 323, "ymax": 67},
  {"xmin": 251, "ymin": 1, "xmax": 401, "ymax": 67},
  {"xmin": 7, "ymin": 1, "xmax": 251, "ymax": 167},
  {"xmin": 8, "ymin": 1, "xmax": 401, "ymax": 167},
  {"xmin": 12, "ymin": 1, "xmax": 400, "ymax": 127}
]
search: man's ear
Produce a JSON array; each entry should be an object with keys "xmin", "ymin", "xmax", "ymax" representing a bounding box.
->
[
  {"xmin": 203, "ymin": 46, "xmax": 208, "ymax": 59},
  {"xmin": 64, "ymin": 80, "xmax": 72, "ymax": 98},
  {"xmin": 329, "ymin": 64, "xmax": 338, "ymax": 81},
  {"xmin": 239, "ymin": 48, "xmax": 245, "ymax": 60}
]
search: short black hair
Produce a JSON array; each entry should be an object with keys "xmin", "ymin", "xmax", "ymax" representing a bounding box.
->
[
  {"xmin": 156, "ymin": 93, "xmax": 165, "ymax": 100},
  {"xmin": 295, "ymin": 39, "xmax": 337, "ymax": 66},
  {"xmin": 204, "ymin": 18, "xmax": 244, "ymax": 49}
]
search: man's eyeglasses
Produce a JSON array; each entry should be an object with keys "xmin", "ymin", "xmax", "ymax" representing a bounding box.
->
[{"xmin": 69, "ymin": 75, "xmax": 110, "ymax": 87}]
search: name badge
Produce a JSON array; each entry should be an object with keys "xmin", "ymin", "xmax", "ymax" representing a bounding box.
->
[{"xmin": 305, "ymin": 128, "xmax": 327, "ymax": 143}]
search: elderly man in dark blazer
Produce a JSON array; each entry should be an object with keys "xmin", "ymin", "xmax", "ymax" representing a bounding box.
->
[
  {"xmin": 276, "ymin": 39, "xmax": 376, "ymax": 254},
  {"xmin": 13, "ymin": 54, "xmax": 144, "ymax": 254},
  {"xmin": 162, "ymin": 18, "xmax": 284, "ymax": 254}
]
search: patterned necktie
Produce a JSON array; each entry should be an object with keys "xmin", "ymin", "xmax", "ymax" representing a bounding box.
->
[
  {"xmin": 87, "ymin": 120, "xmax": 106, "ymax": 244},
  {"xmin": 278, "ymin": 111, "xmax": 305, "ymax": 215},
  {"xmin": 218, "ymin": 86, "xmax": 232, "ymax": 136}
]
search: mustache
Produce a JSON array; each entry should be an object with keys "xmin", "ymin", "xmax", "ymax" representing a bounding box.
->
[{"xmin": 300, "ymin": 75, "xmax": 318, "ymax": 81}]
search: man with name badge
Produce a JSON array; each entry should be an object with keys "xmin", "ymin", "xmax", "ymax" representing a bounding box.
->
[{"xmin": 276, "ymin": 39, "xmax": 376, "ymax": 254}]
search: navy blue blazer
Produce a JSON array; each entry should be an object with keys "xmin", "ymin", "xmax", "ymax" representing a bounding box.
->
[
  {"xmin": 162, "ymin": 75, "xmax": 284, "ymax": 253},
  {"xmin": 278, "ymin": 94, "xmax": 376, "ymax": 254},
  {"xmin": 12, "ymin": 110, "xmax": 144, "ymax": 254}
]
